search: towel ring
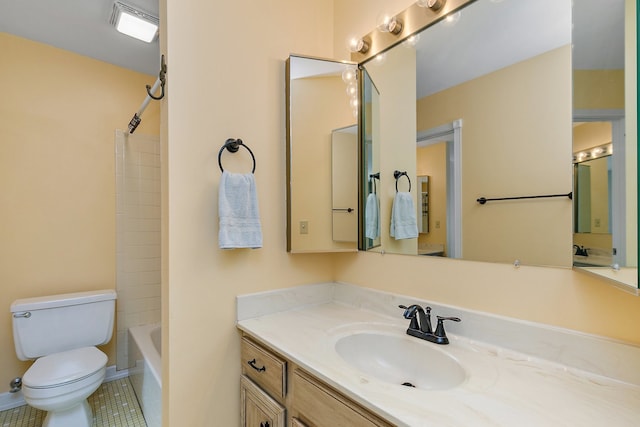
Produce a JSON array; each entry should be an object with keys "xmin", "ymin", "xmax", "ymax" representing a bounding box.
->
[
  {"xmin": 393, "ymin": 170, "xmax": 411, "ymax": 192},
  {"xmin": 218, "ymin": 138, "xmax": 256, "ymax": 173}
]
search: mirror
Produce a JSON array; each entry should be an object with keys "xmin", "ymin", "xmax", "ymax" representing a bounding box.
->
[
  {"xmin": 355, "ymin": 0, "xmax": 637, "ymax": 289},
  {"xmin": 286, "ymin": 55, "xmax": 359, "ymax": 253}
]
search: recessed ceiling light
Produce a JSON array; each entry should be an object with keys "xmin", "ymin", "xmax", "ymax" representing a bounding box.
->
[{"xmin": 110, "ymin": 1, "xmax": 159, "ymax": 43}]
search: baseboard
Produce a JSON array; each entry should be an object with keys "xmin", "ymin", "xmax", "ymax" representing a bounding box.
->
[{"xmin": 0, "ymin": 365, "xmax": 128, "ymax": 412}]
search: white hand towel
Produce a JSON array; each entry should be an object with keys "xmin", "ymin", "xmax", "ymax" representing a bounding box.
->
[
  {"xmin": 390, "ymin": 192, "xmax": 418, "ymax": 240},
  {"xmin": 365, "ymin": 193, "xmax": 380, "ymax": 240},
  {"xmin": 218, "ymin": 171, "xmax": 263, "ymax": 249}
]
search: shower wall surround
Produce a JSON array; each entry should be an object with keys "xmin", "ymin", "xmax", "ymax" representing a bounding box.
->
[{"xmin": 115, "ymin": 130, "xmax": 161, "ymax": 369}]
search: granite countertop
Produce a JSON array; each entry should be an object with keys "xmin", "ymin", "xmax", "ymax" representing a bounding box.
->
[{"xmin": 237, "ymin": 285, "xmax": 640, "ymax": 427}]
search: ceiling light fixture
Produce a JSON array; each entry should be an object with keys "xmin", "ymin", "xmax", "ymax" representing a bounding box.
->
[{"xmin": 110, "ymin": 1, "xmax": 159, "ymax": 43}]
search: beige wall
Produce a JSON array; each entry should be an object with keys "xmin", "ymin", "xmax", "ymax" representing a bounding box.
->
[
  {"xmin": 0, "ymin": 33, "xmax": 160, "ymax": 391},
  {"xmin": 290, "ymin": 76, "xmax": 356, "ymax": 252},
  {"xmin": 163, "ymin": 0, "xmax": 336, "ymax": 425}
]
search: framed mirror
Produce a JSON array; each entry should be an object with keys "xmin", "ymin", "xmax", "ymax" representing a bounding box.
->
[{"xmin": 355, "ymin": 0, "xmax": 637, "ymax": 288}]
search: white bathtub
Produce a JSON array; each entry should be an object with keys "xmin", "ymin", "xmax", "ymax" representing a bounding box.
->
[{"xmin": 129, "ymin": 323, "xmax": 162, "ymax": 427}]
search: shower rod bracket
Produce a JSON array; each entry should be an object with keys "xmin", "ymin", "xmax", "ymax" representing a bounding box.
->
[{"xmin": 146, "ymin": 55, "xmax": 167, "ymax": 100}]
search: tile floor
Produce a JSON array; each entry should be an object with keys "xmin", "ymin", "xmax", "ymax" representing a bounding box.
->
[{"xmin": 0, "ymin": 378, "xmax": 147, "ymax": 427}]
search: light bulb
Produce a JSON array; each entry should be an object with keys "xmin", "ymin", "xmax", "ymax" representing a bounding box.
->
[
  {"xmin": 349, "ymin": 97, "xmax": 359, "ymax": 110},
  {"xmin": 376, "ymin": 12, "xmax": 403, "ymax": 35},
  {"xmin": 416, "ymin": 0, "xmax": 446, "ymax": 11},
  {"xmin": 347, "ymin": 37, "xmax": 369, "ymax": 54},
  {"xmin": 346, "ymin": 82, "xmax": 357, "ymax": 97},
  {"xmin": 342, "ymin": 66, "xmax": 357, "ymax": 83}
]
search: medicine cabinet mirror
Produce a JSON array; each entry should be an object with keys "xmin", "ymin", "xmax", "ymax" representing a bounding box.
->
[{"xmin": 286, "ymin": 55, "xmax": 358, "ymax": 253}]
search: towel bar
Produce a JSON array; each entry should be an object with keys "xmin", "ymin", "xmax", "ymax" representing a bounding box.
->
[{"xmin": 218, "ymin": 138, "xmax": 256, "ymax": 173}]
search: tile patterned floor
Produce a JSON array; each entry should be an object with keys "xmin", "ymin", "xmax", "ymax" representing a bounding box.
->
[{"xmin": 0, "ymin": 378, "xmax": 147, "ymax": 427}]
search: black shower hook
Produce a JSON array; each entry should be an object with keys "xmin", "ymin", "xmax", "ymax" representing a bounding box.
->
[
  {"xmin": 218, "ymin": 138, "xmax": 256, "ymax": 173},
  {"xmin": 394, "ymin": 170, "xmax": 411, "ymax": 192},
  {"xmin": 146, "ymin": 55, "xmax": 167, "ymax": 100}
]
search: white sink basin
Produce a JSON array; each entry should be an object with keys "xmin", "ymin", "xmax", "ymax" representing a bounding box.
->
[{"xmin": 334, "ymin": 332, "xmax": 466, "ymax": 390}]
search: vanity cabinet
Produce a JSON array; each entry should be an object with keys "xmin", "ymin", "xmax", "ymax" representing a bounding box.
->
[
  {"xmin": 240, "ymin": 335, "xmax": 393, "ymax": 427},
  {"xmin": 241, "ymin": 375, "xmax": 286, "ymax": 427},
  {"xmin": 290, "ymin": 369, "xmax": 393, "ymax": 427}
]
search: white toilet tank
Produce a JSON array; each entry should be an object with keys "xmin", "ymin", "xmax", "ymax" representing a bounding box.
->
[{"xmin": 11, "ymin": 289, "xmax": 117, "ymax": 361}]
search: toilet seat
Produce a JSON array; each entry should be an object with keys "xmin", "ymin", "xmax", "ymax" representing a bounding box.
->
[{"xmin": 23, "ymin": 347, "xmax": 107, "ymax": 389}]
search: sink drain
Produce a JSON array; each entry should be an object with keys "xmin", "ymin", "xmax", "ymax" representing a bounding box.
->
[{"xmin": 401, "ymin": 382, "xmax": 416, "ymax": 388}]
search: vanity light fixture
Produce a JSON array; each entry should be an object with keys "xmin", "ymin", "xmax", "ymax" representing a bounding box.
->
[
  {"xmin": 416, "ymin": 0, "xmax": 447, "ymax": 11},
  {"xmin": 110, "ymin": 1, "xmax": 159, "ymax": 43},
  {"xmin": 347, "ymin": 37, "xmax": 370, "ymax": 54},
  {"xmin": 377, "ymin": 13, "xmax": 404, "ymax": 35},
  {"xmin": 572, "ymin": 143, "xmax": 612, "ymax": 163}
]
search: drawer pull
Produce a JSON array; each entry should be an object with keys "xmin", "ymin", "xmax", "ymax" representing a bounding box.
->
[{"xmin": 248, "ymin": 358, "xmax": 266, "ymax": 372}]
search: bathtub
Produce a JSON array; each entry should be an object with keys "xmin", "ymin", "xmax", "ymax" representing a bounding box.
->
[{"xmin": 129, "ymin": 323, "xmax": 162, "ymax": 427}]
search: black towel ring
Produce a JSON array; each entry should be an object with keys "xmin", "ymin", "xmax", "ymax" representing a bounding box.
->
[
  {"xmin": 218, "ymin": 138, "xmax": 256, "ymax": 173},
  {"xmin": 394, "ymin": 170, "xmax": 411, "ymax": 192}
]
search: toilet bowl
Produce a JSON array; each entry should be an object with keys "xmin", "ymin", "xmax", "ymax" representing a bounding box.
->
[
  {"xmin": 22, "ymin": 347, "xmax": 107, "ymax": 427},
  {"xmin": 11, "ymin": 290, "xmax": 116, "ymax": 427}
]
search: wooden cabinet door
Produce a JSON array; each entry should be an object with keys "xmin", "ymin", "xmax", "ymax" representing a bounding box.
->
[{"xmin": 241, "ymin": 376, "xmax": 285, "ymax": 427}]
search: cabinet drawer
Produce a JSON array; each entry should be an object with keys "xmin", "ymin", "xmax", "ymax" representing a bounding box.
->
[
  {"xmin": 241, "ymin": 337, "xmax": 287, "ymax": 401},
  {"xmin": 291, "ymin": 369, "xmax": 394, "ymax": 427}
]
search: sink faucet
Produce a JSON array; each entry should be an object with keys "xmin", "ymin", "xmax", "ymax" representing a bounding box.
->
[
  {"xmin": 399, "ymin": 305, "xmax": 460, "ymax": 345},
  {"xmin": 573, "ymin": 245, "xmax": 588, "ymax": 256}
]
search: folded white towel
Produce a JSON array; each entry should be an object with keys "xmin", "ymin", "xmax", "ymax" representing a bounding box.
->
[
  {"xmin": 365, "ymin": 193, "xmax": 380, "ymax": 240},
  {"xmin": 218, "ymin": 171, "xmax": 263, "ymax": 249},
  {"xmin": 390, "ymin": 192, "xmax": 418, "ymax": 240}
]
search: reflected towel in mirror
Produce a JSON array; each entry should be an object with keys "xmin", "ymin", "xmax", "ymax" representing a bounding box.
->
[
  {"xmin": 365, "ymin": 193, "xmax": 380, "ymax": 240},
  {"xmin": 390, "ymin": 192, "xmax": 418, "ymax": 240},
  {"xmin": 218, "ymin": 171, "xmax": 263, "ymax": 249}
]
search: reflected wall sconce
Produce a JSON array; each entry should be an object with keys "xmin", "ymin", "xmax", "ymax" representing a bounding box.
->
[
  {"xmin": 416, "ymin": 0, "xmax": 447, "ymax": 11},
  {"xmin": 377, "ymin": 13, "xmax": 404, "ymax": 35},
  {"xmin": 110, "ymin": 1, "xmax": 159, "ymax": 43}
]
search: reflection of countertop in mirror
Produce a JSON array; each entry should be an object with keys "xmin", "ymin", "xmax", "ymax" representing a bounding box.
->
[
  {"xmin": 579, "ymin": 267, "xmax": 638, "ymax": 291},
  {"xmin": 417, "ymin": 243, "xmax": 444, "ymax": 256},
  {"xmin": 573, "ymin": 254, "xmax": 612, "ymax": 267},
  {"xmin": 237, "ymin": 283, "xmax": 640, "ymax": 427}
]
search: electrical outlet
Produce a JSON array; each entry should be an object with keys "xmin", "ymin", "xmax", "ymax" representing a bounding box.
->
[{"xmin": 300, "ymin": 221, "xmax": 309, "ymax": 234}]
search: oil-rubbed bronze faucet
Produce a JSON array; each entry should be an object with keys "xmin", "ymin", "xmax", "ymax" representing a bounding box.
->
[{"xmin": 399, "ymin": 304, "xmax": 460, "ymax": 345}]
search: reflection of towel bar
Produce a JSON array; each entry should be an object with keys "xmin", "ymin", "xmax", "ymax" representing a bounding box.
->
[
  {"xmin": 333, "ymin": 208, "xmax": 354, "ymax": 213},
  {"xmin": 393, "ymin": 170, "xmax": 411, "ymax": 192},
  {"xmin": 477, "ymin": 192, "xmax": 572, "ymax": 205}
]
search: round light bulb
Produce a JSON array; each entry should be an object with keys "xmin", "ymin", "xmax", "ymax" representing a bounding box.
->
[
  {"xmin": 346, "ymin": 82, "xmax": 357, "ymax": 97},
  {"xmin": 342, "ymin": 66, "xmax": 357, "ymax": 83},
  {"xmin": 349, "ymin": 97, "xmax": 359, "ymax": 110}
]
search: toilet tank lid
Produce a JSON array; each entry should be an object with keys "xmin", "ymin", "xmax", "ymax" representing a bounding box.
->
[{"xmin": 11, "ymin": 289, "xmax": 117, "ymax": 312}]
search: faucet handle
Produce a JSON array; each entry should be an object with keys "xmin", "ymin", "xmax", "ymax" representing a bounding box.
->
[
  {"xmin": 434, "ymin": 316, "xmax": 461, "ymax": 344},
  {"xmin": 398, "ymin": 305, "xmax": 420, "ymax": 330}
]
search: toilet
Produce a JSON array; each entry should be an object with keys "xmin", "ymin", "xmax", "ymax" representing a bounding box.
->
[{"xmin": 11, "ymin": 289, "xmax": 117, "ymax": 427}]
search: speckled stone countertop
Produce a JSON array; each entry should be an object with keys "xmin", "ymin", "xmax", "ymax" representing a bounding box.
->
[{"xmin": 236, "ymin": 282, "xmax": 640, "ymax": 427}]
